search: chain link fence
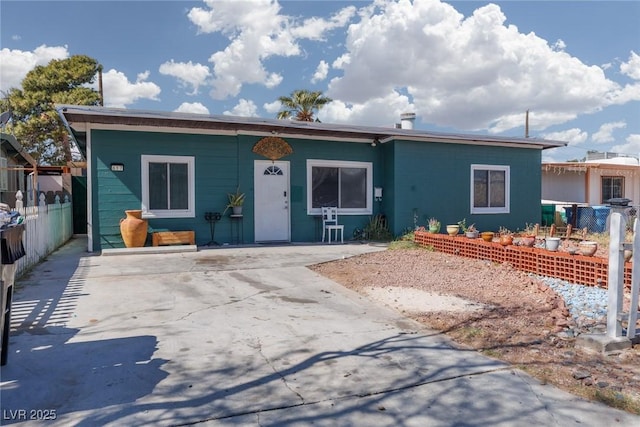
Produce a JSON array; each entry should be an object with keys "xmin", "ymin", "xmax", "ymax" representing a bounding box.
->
[{"xmin": 543, "ymin": 203, "xmax": 638, "ymax": 234}]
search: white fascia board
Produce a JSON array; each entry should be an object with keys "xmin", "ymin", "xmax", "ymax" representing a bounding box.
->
[
  {"xmin": 76, "ymin": 122, "xmax": 238, "ymax": 136},
  {"xmin": 237, "ymin": 130, "xmax": 373, "ymax": 144},
  {"xmin": 385, "ymin": 135, "xmax": 546, "ymax": 149}
]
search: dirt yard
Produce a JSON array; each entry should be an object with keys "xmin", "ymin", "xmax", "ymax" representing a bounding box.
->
[{"xmin": 309, "ymin": 246, "xmax": 640, "ymax": 414}]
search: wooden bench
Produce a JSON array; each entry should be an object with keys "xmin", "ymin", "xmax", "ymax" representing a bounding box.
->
[{"xmin": 152, "ymin": 230, "xmax": 195, "ymax": 246}]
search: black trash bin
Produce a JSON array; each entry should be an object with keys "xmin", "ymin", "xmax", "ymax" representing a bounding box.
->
[{"xmin": 0, "ymin": 224, "xmax": 26, "ymax": 365}]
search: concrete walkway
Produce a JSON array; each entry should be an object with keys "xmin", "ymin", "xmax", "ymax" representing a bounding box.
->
[{"xmin": 1, "ymin": 236, "xmax": 638, "ymax": 426}]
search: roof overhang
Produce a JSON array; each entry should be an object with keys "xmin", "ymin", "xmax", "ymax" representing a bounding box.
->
[
  {"xmin": 56, "ymin": 105, "xmax": 568, "ymax": 157},
  {"xmin": 0, "ymin": 131, "xmax": 37, "ymax": 168},
  {"xmin": 543, "ymin": 162, "xmax": 640, "ymax": 173}
]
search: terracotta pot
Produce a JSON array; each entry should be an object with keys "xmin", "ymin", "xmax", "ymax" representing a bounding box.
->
[
  {"xmin": 481, "ymin": 232, "xmax": 494, "ymax": 242},
  {"xmin": 120, "ymin": 209, "xmax": 148, "ymax": 248},
  {"xmin": 520, "ymin": 236, "xmax": 536, "ymax": 247},
  {"xmin": 446, "ymin": 225, "xmax": 460, "ymax": 236},
  {"xmin": 579, "ymin": 241, "xmax": 597, "ymax": 257},
  {"xmin": 499, "ymin": 235, "xmax": 513, "ymax": 246}
]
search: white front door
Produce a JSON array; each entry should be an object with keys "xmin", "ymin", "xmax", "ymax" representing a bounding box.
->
[{"xmin": 254, "ymin": 160, "xmax": 290, "ymax": 242}]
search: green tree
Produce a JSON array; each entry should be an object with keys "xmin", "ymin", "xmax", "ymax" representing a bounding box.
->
[
  {"xmin": 276, "ymin": 89, "xmax": 332, "ymax": 122},
  {"xmin": 2, "ymin": 55, "xmax": 101, "ymax": 165}
]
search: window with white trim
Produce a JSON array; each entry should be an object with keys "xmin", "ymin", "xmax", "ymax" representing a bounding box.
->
[
  {"xmin": 307, "ymin": 159, "xmax": 372, "ymax": 215},
  {"xmin": 471, "ymin": 164, "xmax": 510, "ymax": 214},
  {"xmin": 141, "ymin": 155, "xmax": 195, "ymax": 218}
]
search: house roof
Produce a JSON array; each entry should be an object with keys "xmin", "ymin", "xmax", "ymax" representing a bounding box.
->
[
  {"xmin": 0, "ymin": 131, "xmax": 37, "ymax": 168},
  {"xmin": 56, "ymin": 105, "xmax": 567, "ymax": 158}
]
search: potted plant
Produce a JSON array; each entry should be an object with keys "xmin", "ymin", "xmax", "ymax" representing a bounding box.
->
[
  {"xmin": 446, "ymin": 224, "xmax": 460, "ymax": 236},
  {"xmin": 518, "ymin": 223, "xmax": 537, "ymax": 247},
  {"xmin": 465, "ymin": 224, "xmax": 478, "ymax": 238},
  {"xmin": 498, "ymin": 226, "xmax": 513, "ymax": 246},
  {"xmin": 480, "ymin": 231, "xmax": 494, "ymax": 242},
  {"xmin": 428, "ymin": 218, "xmax": 440, "ymax": 234},
  {"xmin": 224, "ymin": 187, "xmax": 245, "ymax": 215},
  {"xmin": 457, "ymin": 219, "xmax": 479, "ymax": 238},
  {"xmin": 545, "ymin": 237, "xmax": 561, "ymax": 251},
  {"xmin": 579, "ymin": 240, "xmax": 598, "ymax": 256}
]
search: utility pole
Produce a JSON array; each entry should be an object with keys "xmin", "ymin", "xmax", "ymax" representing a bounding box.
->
[
  {"xmin": 98, "ymin": 65, "xmax": 104, "ymax": 106},
  {"xmin": 525, "ymin": 109, "xmax": 529, "ymax": 138}
]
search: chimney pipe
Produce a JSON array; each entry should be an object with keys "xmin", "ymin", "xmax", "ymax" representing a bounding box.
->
[{"xmin": 400, "ymin": 113, "xmax": 416, "ymax": 130}]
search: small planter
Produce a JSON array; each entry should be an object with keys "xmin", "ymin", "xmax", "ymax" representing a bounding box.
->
[
  {"xmin": 480, "ymin": 232, "xmax": 494, "ymax": 242},
  {"xmin": 499, "ymin": 235, "xmax": 513, "ymax": 246},
  {"xmin": 520, "ymin": 236, "xmax": 536, "ymax": 247},
  {"xmin": 428, "ymin": 218, "xmax": 441, "ymax": 234},
  {"xmin": 579, "ymin": 241, "xmax": 598, "ymax": 257},
  {"xmin": 624, "ymin": 249, "xmax": 633, "ymax": 262},
  {"xmin": 545, "ymin": 237, "xmax": 561, "ymax": 252},
  {"xmin": 465, "ymin": 230, "xmax": 479, "ymax": 239},
  {"xmin": 446, "ymin": 224, "xmax": 460, "ymax": 236}
]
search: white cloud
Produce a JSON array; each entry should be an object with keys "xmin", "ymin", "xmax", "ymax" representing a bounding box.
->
[
  {"xmin": 223, "ymin": 98, "xmax": 259, "ymax": 117},
  {"xmin": 332, "ymin": 54, "xmax": 350, "ymax": 70},
  {"xmin": 189, "ymin": 0, "xmax": 295, "ymax": 99},
  {"xmin": 325, "ymin": 1, "xmax": 635, "ymax": 133},
  {"xmin": 101, "ymin": 69, "xmax": 161, "ymax": 108},
  {"xmin": 620, "ymin": 51, "xmax": 640, "ymax": 80},
  {"xmin": 541, "ymin": 128, "xmax": 588, "ymax": 147},
  {"xmin": 490, "ymin": 111, "xmax": 578, "ymax": 135},
  {"xmin": 187, "ymin": 0, "xmax": 354, "ymax": 99},
  {"xmin": 311, "ymin": 60, "xmax": 329, "ymax": 83},
  {"xmin": 174, "ymin": 102, "xmax": 210, "ymax": 115},
  {"xmin": 0, "ymin": 44, "xmax": 69, "ymax": 92},
  {"xmin": 611, "ymin": 134, "xmax": 640, "ymax": 155},
  {"xmin": 592, "ymin": 121, "xmax": 626, "ymax": 143},
  {"xmin": 263, "ymin": 100, "xmax": 281, "ymax": 114},
  {"xmin": 290, "ymin": 6, "xmax": 356, "ymax": 40},
  {"xmin": 552, "ymin": 39, "xmax": 566, "ymax": 52},
  {"xmin": 159, "ymin": 60, "xmax": 210, "ymax": 95},
  {"xmin": 321, "ymin": 91, "xmax": 414, "ymax": 127}
]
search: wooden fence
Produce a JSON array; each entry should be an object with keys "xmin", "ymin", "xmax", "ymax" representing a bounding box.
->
[{"xmin": 9, "ymin": 191, "xmax": 73, "ymax": 277}]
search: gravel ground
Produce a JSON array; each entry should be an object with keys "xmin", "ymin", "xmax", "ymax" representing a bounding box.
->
[
  {"xmin": 540, "ymin": 277, "xmax": 609, "ymax": 335},
  {"xmin": 310, "ymin": 247, "xmax": 640, "ymax": 414}
]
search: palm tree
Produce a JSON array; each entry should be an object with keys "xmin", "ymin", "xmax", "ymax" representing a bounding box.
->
[{"xmin": 276, "ymin": 89, "xmax": 332, "ymax": 122}]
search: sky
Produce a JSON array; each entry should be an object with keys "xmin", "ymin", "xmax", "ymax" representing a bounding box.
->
[{"xmin": 1, "ymin": 0, "xmax": 639, "ymax": 163}]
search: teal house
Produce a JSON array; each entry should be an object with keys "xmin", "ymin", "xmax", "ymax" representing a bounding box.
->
[{"xmin": 57, "ymin": 105, "xmax": 565, "ymax": 252}]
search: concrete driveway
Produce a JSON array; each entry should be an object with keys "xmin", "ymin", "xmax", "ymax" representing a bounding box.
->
[{"xmin": 2, "ymin": 237, "xmax": 638, "ymax": 426}]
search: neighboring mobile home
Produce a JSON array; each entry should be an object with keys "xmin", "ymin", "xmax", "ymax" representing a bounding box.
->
[
  {"xmin": 57, "ymin": 105, "xmax": 565, "ymax": 252},
  {"xmin": 0, "ymin": 131, "xmax": 37, "ymax": 207},
  {"xmin": 542, "ymin": 154, "xmax": 640, "ymax": 229},
  {"xmin": 542, "ymin": 155, "xmax": 640, "ymax": 206}
]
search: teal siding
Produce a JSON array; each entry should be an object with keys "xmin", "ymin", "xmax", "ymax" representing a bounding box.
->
[
  {"xmin": 90, "ymin": 130, "xmax": 383, "ymax": 249},
  {"xmin": 386, "ymin": 140, "xmax": 542, "ymax": 235},
  {"xmin": 247, "ymin": 136, "xmax": 381, "ymax": 242},
  {"xmin": 89, "ymin": 128, "xmax": 543, "ymax": 249},
  {"xmin": 91, "ymin": 129, "xmax": 239, "ymax": 249}
]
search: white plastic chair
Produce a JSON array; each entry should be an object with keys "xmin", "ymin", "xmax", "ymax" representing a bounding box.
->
[{"xmin": 321, "ymin": 207, "xmax": 344, "ymax": 244}]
